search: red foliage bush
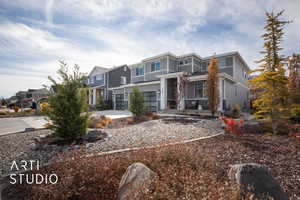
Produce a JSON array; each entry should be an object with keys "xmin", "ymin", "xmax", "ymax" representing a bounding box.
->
[{"xmin": 220, "ymin": 116, "xmax": 244, "ymax": 135}]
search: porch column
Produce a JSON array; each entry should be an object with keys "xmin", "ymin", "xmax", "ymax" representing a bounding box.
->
[
  {"xmin": 88, "ymin": 89, "xmax": 92, "ymax": 105},
  {"xmin": 177, "ymin": 76, "xmax": 185, "ymax": 110},
  {"xmin": 93, "ymin": 88, "xmax": 96, "ymax": 105},
  {"xmin": 160, "ymin": 78, "xmax": 167, "ymax": 110},
  {"xmin": 218, "ymin": 79, "xmax": 223, "ymax": 112}
]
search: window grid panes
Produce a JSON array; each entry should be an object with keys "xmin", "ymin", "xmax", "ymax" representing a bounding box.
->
[
  {"xmin": 151, "ymin": 62, "xmax": 161, "ymax": 72},
  {"xmin": 135, "ymin": 67, "xmax": 144, "ymax": 76},
  {"xmin": 195, "ymin": 81, "xmax": 207, "ymax": 98}
]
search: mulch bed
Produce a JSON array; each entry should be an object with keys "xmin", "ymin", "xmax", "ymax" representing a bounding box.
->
[
  {"xmin": 197, "ymin": 133, "xmax": 300, "ymax": 199},
  {"xmin": 2, "ymin": 133, "xmax": 300, "ymax": 200}
]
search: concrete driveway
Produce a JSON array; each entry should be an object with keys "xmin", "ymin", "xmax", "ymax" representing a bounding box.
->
[
  {"xmin": 0, "ymin": 116, "xmax": 47, "ymax": 136},
  {"xmin": 91, "ymin": 110, "xmax": 132, "ymax": 119}
]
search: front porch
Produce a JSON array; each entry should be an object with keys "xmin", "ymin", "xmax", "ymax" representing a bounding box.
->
[
  {"xmin": 158, "ymin": 72, "xmax": 225, "ymax": 112},
  {"xmin": 88, "ymin": 87, "xmax": 106, "ymax": 106}
]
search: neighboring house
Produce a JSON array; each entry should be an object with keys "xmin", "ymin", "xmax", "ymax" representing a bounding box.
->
[
  {"xmin": 29, "ymin": 88, "xmax": 49, "ymax": 100},
  {"xmin": 86, "ymin": 65, "xmax": 130, "ymax": 107},
  {"xmin": 87, "ymin": 51, "xmax": 250, "ymax": 112}
]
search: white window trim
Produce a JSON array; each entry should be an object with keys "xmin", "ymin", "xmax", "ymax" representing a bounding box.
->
[
  {"xmin": 150, "ymin": 61, "xmax": 161, "ymax": 72},
  {"xmin": 134, "ymin": 66, "xmax": 145, "ymax": 77},
  {"xmin": 121, "ymin": 76, "xmax": 126, "ymax": 85}
]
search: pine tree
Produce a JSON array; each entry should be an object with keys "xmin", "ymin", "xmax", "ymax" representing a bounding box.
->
[
  {"xmin": 129, "ymin": 87, "xmax": 145, "ymax": 118},
  {"xmin": 249, "ymin": 10, "xmax": 290, "ymax": 134},
  {"xmin": 207, "ymin": 56, "xmax": 219, "ymax": 117},
  {"xmin": 46, "ymin": 61, "xmax": 88, "ymax": 138}
]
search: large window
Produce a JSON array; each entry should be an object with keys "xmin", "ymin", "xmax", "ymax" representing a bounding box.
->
[
  {"xmin": 121, "ymin": 76, "xmax": 126, "ymax": 85},
  {"xmin": 179, "ymin": 59, "xmax": 191, "ymax": 65},
  {"xmin": 135, "ymin": 67, "xmax": 144, "ymax": 76},
  {"xmin": 195, "ymin": 81, "xmax": 207, "ymax": 98},
  {"xmin": 150, "ymin": 61, "xmax": 161, "ymax": 72},
  {"xmin": 201, "ymin": 62, "xmax": 208, "ymax": 71},
  {"xmin": 96, "ymin": 74, "xmax": 104, "ymax": 81},
  {"xmin": 218, "ymin": 57, "xmax": 233, "ymax": 68}
]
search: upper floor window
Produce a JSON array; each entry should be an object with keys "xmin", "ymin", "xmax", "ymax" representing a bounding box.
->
[
  {"xmin": 151, "ymin": 61, "xmax": 160, "ymax": 72},
  {"xmin": 124, "ymin": 67, "xmax": 127, "ymax": 72},
  {"xmin": 195, "ymin": 80, "xmax": 207, "ymax": 98},
  {"xmin": 96, "ymin": 74, "xmax": 104, "ymax": 81},
  {"xmin": 218, "ymin": 57, "xmax": 233, "ymax": 68},
  {"xmin": 135, "ymin": 67, "xmax": 144, "ymax": 76},
  {"xmin": 121, "ymin": 76, "xmax": 126, "ymax": 85},
  {"xmin": 179, "ymin": 59, "xmax": 191, "ymax": 65},
  {"xmin": 218, "ymin": 59, "xmax": 226, "ymax": 68},
  {"xmin": 201, "ymin": 62, "xmax": 208, "ymax": 71},
  {"xmin": 90, "ymin": 77, "xmax": 94, "ymax": 84}
]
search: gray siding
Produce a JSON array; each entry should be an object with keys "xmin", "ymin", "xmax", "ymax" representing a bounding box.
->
[
  {"xmin": 108, "ymin": 65, "xmax": 131, "ymax": 88},
  {"xmin": 220, "ymin": 67, "xmax": 233, "ymax": 76},
  {"xmin": 178, "ymin": 57, "xmax": 192, "ymax": 73},
  {"xmin": 131, "ymin": 63, "xmax": 145, "ymax": 83},
  {"xmin": 224, "ymin": 79, "xmax": 249, "ymax": 110},
  {"xmin": 126, "ymin": 84, "xmax": 160, "ymax": 93},
  {"xmin": 144, "ymin": 57, "xmax": 168, "ymax": 81},
  {"xmin": 169, "ymin": 57, "xmax": 178, "ymax": 73},
  {"xmin": 234, "ymin": 56, "xmax": 248, "ymax": 84},
  {"xmin": 194, "ymin": 58, "xmax": 202, "ymax": 72}
]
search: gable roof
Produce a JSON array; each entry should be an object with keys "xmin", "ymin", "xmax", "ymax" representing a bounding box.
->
[
  {"xmin": 88, "ymin": 66, "xmax": 109, "ymax": 77},
  {"xmin": 203, "ymin": 51, "xmax": 250, "ymax": 71}
]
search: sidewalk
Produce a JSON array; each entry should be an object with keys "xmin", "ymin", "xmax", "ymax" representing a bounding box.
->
[{"xmin": 0, "ymin": 116, "xmax": 47, "ymax": 136}]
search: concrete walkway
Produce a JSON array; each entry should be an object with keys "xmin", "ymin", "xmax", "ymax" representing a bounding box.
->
[{"xmin": 0, "ymin": 116, "xmax": 47, "ymax": 136}]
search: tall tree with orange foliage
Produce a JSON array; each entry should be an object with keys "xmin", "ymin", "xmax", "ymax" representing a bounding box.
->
[{"xmin": 207, "ymin": 56, "xmax": 219, "ymax": 117}]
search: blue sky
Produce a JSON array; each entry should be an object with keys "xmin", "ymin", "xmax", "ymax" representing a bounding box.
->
[{"xmin": 0, "ymin": 0, "xmax": 300, "ymax": 98}]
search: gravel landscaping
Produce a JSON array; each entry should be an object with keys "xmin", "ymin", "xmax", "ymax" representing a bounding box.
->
[
  {"xmin": 0, "ymin": 117, "xmax": 222, "ymax": 175},
  {"xmin": 0, "ymin": 130, "xmax": 53, "ymax": 176},
  {"xmin": 90, "ymin": 118, "xmax": 222, "ymax": 152}
]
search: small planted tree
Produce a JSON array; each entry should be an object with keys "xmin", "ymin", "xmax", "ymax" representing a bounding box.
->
[
  {"xmin": 129, "ymin": 87, "xmax": 145, "ymax": 118},
  {"xmin": 46, "ymin": 61, "xmax": 88, "ymax": 138},
  {"xmin": 207, "ymin": 56, "xmax": 219, "ymax": 117}
]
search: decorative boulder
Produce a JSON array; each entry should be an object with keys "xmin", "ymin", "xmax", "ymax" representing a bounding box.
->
[
  {"xmin": 118, "ymin": 162, "xmax": 157, "ymax": 200},
  {"xmin": 81, "ymin": 130, "xmax": 107, "ymax": 142},
  {"xmin": 228, "ymin": 163, "xmax": 288, "ymax": 200}
]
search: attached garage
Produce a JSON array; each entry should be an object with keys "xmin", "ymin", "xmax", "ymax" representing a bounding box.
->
[
  {"xmin": 115, "ymin": 94, "xmax": 125, "ymax": 110},
  {"xmin": 142, "ymin": 91, "xmax": 157, "ymax": 112}
]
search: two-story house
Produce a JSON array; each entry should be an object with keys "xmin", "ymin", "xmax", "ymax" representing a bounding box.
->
[
  {"xmin": 108, "ymin": 51, "xmax": 250, "ymax": 112},
  {"xmin": 87, "ymin": 65, "xmax": 131, "ymax": 107}
]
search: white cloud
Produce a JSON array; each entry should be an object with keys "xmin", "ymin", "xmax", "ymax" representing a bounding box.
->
[{"xmin": 1, "ymin": 0, "xmax": 300, "ymax": 97}]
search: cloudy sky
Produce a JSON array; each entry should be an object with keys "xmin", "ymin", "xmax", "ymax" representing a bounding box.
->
[{"xmin": 0, "ymin": 0, "xmax": 299, "ymax": 98}]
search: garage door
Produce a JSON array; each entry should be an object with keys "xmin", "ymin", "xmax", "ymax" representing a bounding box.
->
[
  {"xmin": 115, "ymin": 94, "xmax": 124, "ymax": 110},
  {"xmin": 142, "ymin": 91, "xmax": 157, "ymax": 112}
]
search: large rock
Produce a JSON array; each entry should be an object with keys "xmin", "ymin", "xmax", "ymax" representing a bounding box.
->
[
  {"xmin": 228, "ymin": 163, "xmax": 288, "ymax": 200},
  {"xmin": 118, "ymin": 162, "xmax": 157, "ymax": 200}
]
